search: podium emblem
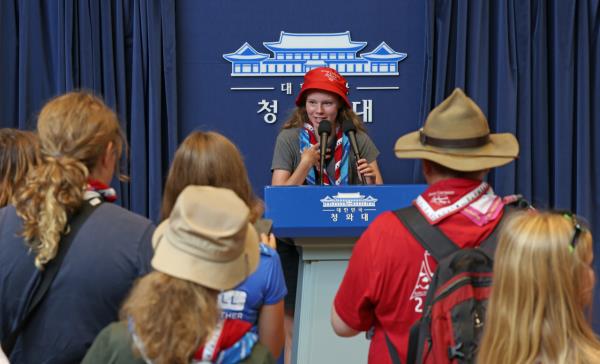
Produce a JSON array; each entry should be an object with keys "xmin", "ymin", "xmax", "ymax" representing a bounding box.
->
[{"xmin": 320, "ymin": 192, "xmax": 378, "ymax": 208}]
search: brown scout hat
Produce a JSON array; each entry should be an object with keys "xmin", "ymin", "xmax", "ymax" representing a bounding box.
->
[
  {"xmin": 151, "ymin": 185, "xmax": 259, "ymax": 291},
  {"xmin": 394, "ymin": 88, "xmax": 519, "ymax": 171}
]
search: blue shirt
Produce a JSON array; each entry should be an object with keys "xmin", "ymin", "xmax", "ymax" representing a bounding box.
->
[
  {"xmin": 0, "ymin": 203, "xmax": 154, "ymax": 363},
  {"xmin": 219, "ymin": 243, "xmax": 287, "ymax": 330}
]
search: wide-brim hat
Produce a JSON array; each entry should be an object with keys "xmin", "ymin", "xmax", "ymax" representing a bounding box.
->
[
  {"xmin": 296, "ymin": 67, "xmax": 351, "ymax": 108},
  {"xmin": 151, "ymin": 185, "xmax": 259, "ymax": 291},
  {"xmin": 395, "ymin": 88, "xmax": 519, "ymax": 171}
]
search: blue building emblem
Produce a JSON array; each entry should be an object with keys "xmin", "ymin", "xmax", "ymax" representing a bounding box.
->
[
  {"xmin": 321, "ymin": 192, "xmax": 378, "ymax": 208},
  {"xmin": 223, "ymin": 31, "xmax": 407, "ymax": 77}
]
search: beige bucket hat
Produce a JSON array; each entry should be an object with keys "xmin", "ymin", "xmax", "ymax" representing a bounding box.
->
[
  {"xmin": 151, "ymin": 185, "xmax": 259, "ymax": 291},
  {"xmin": 394, "ymin": 88, "xmax": 519, "ymax": 171}
]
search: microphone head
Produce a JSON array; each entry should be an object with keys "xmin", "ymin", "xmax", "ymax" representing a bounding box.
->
[
  {"xmin": 342, "ymin": 119, "xmax": 356, "ymax": 134},
  {"xmin": 317, "ymin": 120, "xmax": 332, "ymax": 135}
]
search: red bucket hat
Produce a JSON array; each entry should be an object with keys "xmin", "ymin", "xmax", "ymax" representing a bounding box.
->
[{"xmin": 296, "ymin": 67, "xmax": 351, "ymax": 108}]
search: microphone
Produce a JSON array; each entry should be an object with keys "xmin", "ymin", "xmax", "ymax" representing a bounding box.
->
[
  {"xmin": 317, "ymin": 120, "xmax": 332, "ymax": 185},
  {"xmin": 342, "ymin": 120, "xmax": 366, "ymax": 185}
]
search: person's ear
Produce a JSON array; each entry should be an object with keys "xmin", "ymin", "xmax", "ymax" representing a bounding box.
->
[
  {"xmin": 422, "ymin": 160, "xmax": 432, "ymax": 176},
  {"xmin": 103, "ymin": 141, "xmax": 116, "ymax": 167}
]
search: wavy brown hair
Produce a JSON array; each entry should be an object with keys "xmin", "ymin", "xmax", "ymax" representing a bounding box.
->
[
  {"xmin": 282, "ymin": 92, "xmax": 366, "ymax": 132},
  {"xmin": 0, "ymin": 129, "xmax": 40, "ymax": 207},
  {"xmin": 160, "ymin": 131, "xmax": 263, "ymax": 222},
  {"xmin": 478, "ymin": 211, "xmax": 600, "ymax": 364},
  {"xmin": 121, "ymin": 272, "xmax": 219, "ymax": 364},
  {"xmin": 14, "ymin": 92, "xmax": 125, "ymax": 269}
]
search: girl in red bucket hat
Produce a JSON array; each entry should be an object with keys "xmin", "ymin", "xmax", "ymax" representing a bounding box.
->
[
  {"xmin": 270, "ymin": 66, "xmax": 383, "ymax": 364},
  {"xmin": 271, "ymin": 66, "xmax": 383, "ymax": 186}
]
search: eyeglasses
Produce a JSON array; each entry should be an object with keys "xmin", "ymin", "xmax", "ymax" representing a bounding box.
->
[{"xmin": 561, "ymin": 212, "xmax": 587, "ymax": 253}]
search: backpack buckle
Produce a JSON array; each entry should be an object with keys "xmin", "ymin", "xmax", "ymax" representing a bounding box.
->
[{"xmin": 448, "ymin": 342, "xmax": 465, "ymax": 360}]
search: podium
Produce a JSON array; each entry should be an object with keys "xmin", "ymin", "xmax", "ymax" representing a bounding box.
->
[{"xmin": 264, "ymin": 184, "xmax": 426, "ymax": 364}]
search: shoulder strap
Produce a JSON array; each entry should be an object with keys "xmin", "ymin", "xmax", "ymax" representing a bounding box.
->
[
  {"xmin": 477, "ymin": 204, "xmax": 518, "ymax": 258},
  {"xmin": 384, "ymin": 331, "xmax": 402, "ymax": 364},
  {"xmin": 394, "ymin": 206, "xmax": 459, "ymax": 262},
  {"xmin": 1, "ymin": 198, "xmax": 102, "ymax": 355}
]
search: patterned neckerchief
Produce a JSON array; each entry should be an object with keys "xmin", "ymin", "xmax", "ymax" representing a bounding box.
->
[
  {"xmin": 414, "ymin": 178, "xmax": 505, "ymax": 226},
  {"xmin": 85, "ymin": 179, "xmax": 117, "ymax": 202},
  {"xmin": 299, "ymin": 122, "xmax": 349, "ymax": 185}
]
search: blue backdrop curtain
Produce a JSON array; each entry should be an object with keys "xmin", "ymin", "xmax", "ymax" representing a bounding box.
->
[
  {"xmin": 420, "ymin": 0, "xmax": 600, "ymax": 330},
  {"xmin": 0, "ymin": 0, "xmax": 177, "ymax": 221}
]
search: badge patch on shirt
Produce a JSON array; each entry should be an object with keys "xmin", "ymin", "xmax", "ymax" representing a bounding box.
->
[
  {"xmin": 409, "ymin": 251, "xmax": 434, "ymax": 313},
  {"xmin": 218, "ymin": 290, "xmax": 247, "ymax": 311}
]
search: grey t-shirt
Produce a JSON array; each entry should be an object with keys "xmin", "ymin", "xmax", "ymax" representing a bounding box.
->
[{"xmin": 271, "ymin": 127, "xmax": 379, "ymax": 185}]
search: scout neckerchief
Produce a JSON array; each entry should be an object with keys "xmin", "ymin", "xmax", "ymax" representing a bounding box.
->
[
  {"xmin": 128, "ymin": 317, "xmax": 258, "ymax": 364},
  {"xmin": 299, "ymin": 122, "xmax": 349, "ymax": 185},
  {"xmin": 414, "ymin": 179, "xmax": 504, "ymax": 226},
  {"xmin": 85, "ymin": 179, "xmax": 117, "ymax": 202}
]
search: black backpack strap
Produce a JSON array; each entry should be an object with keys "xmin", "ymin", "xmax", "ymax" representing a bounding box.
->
[
  {"xmin": 477, "ymin": 221, "xmax": 501, "ymax": 258},
  {"xmin": 477, "ymin": 204, "xmax": 521, "ymax": 258},
  {"xmin": 1, "ymin": 198, "xmax": 102, "ymax": 355},
  {"xmin": 394, "ymin": 206, "xmax": 459, "ymax": 262},
  {"xmin": 384, "ymin": 330, "xmax": 402, "ymax": 364},
  {"xmin": 406, "ymin": 323, "xmax": 420, "ymax": 364}
]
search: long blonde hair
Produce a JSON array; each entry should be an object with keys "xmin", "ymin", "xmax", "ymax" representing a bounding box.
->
[
  {"xmin": 120, "ymin": 272, "xmax": 219, "ymax": 364},
  {"xmin": 0, "ymin": 129, "xmax": 40, "ymax": 207},
  {"xmin": 478, "ymin": 211, "xmax": 600, "ymax": 364},
  {"xmin": 160, "ymin": 131, "xmax": 263, "ymax": 222},
  {"xmin": 14, "ymin": 92, "xmax": 124, "ymax": 269}
]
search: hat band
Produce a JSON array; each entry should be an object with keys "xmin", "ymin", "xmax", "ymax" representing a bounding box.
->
[{"xmin": 419, "ymin": 129, "xmax": 490, "ymax": 148}]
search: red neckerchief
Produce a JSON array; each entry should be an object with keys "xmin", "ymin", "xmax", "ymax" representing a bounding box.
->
[
  {"xmin": 193, "ymin": 319, "xmax": 252, "ymax": 361},
  {"xmin": 414, "ymin": 178, "xmax": 491, "ymax": 225},
  {"xmin": 303, "ymin": 123, "xmax": 344, "ymax": 185},
  {"xmin": 86, "ymin": 179, "xmax": 117, "ymax": 203}
]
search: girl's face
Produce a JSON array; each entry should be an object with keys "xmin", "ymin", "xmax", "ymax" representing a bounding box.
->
[{"xmin": 304, "ymin": 90, "xmax": 341, "ymax": 130}]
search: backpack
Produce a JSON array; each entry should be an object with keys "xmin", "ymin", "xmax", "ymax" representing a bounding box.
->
[{"xmin": 387, "ymin": 205, "xmax": 509, "ymax": 364}]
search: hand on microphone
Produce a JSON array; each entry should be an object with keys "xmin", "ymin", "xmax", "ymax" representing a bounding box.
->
[
  {"xmin": 356, "ymin": 158, "xmax": 376, "ymax": 184},
  {"xmin": 300, "ymin": 143, "xmax": 321, "ymax": 168},
  {"xmin": 300, "ymin": 143, "xmax": 331, "ymax": 166}
]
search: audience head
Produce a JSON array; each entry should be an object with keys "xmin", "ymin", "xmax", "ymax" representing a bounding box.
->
[
  {"xmin": 283, "ymin": 67, "xmax": 365, "ymax": 131},
  {"xmin": 0, "ymin": 129, "xmax": 40, "ymax": 207},
  {"xmin": 161, "ymin": 130, "xmax": 263, "ymax": 222},
  {"xmin": 478, "ymin": 210, "xmax": 599, "ymax": 364},
  {"xmin": 122, "ymin": 185, "xmax": 259, "ymax": 364},
  {"xmin": 15, "ymin": 91, "xmax": 125, "ymax": 269},
  {"xmin": 394, "ymin": 88, "xmax": 519, "ymax": 182}
]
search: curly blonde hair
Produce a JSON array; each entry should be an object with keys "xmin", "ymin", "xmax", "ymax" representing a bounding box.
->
[
  {"xmin": 0, "ymin": 129, "xmax": 40, "ymax": 207},
  {"xmin": 14, "ymin": 92, "xmax": 124, "ymax": 269},
  {"xmin": 120, "ymin": 272, "xmax": 220, "ymax": 364},
  {"xmin": 478, "ymin": 211, "xmax": 600, "ymax": 364}
]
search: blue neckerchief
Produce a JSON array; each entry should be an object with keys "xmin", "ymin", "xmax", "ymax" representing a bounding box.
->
[{"xmin": 215, "ymin": 332, "xmax": 258, "ymax": 364}]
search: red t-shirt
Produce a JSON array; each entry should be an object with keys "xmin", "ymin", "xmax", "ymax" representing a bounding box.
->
[{"xmin": 334, "ymin": 179, "xmax": 505, "ymax": 364}]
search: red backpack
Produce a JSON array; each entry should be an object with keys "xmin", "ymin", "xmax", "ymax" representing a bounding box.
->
[{"xmin": 388, "ymin": 205, "xmax": 506, "ymax": 364}]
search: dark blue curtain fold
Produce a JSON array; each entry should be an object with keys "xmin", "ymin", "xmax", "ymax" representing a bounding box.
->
[
  {"xmin": 421, "ymin": 0, "xmax": 600, "ymax": 331},
  {"xmin": 0, "ymin": 0, "xmax": 178, "ymax": 221}
]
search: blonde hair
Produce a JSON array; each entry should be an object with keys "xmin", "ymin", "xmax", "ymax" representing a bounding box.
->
[
  {"xmin": 14, "ymin": 92, "xmax": 124, "ymax": 269},
  {"xmin": 0, "ymin": 129, "xmax": 40, "ymax": 207},
  {"xmin": 120, "ymin": 271, "xmax": 219, "ymax": 364},
  {"xmin": 160, "ymin": 131, "xmax": 263, "ymax": 222},
  {"xmin": 478, "ymin": 211, "xmax": 600, "ymax": 364}
]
